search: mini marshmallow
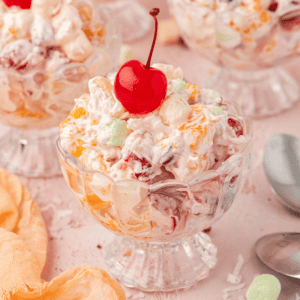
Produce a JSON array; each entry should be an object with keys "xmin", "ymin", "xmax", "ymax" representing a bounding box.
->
[
  {"xmin": 0, "ymin": 82, "xmax": 17, "ymax": 112},
  {"xmin": 158, "ymin": 18, "xmax": 180, "ymax": 45},
  {"xmin": 159, "ymin": 93, "xmax": 192, "ymax": 127},
  {"xmin": 30, "ymin": 15, "xmax": 54, "ymax": 46},
  {"xmin": 52, "ymin": 4, "xmax": 82, "ymax": 44},
  {"xmin": 217, "ymin": 24, "xmax": 242, "ymax": 49},
  {"xmin": 111, "ymin": 180, "xmax": 151, "ymax": 233},
  {"xmin": 118, "ymin": 44, "xmax": 134, "ymax": 66},
  {"xmin": 62, "ymin": 31, "xmax": 94, "ymax": 62},
  {"xmin": 167, "ymin": 78, "xmax": 187, "ymax": 95},
  {"xmin": 151, "ymin": 63, "xmax": 184, "ymax": 80},
  {"xmin": 88, "ymin": 76, "xmax": 125, "ymax": 118},
  {"xmin": 89, "ymin": 172, "xmax": 114, "ymax": 202},
  {"xmin": 212, "ymin": 106, "xmax": 225, "ymax": 116},
  {"xmin": 100, "ymin": 118, "xmax": 129, "ymax": 147},
  {"xmin": 31, "ymin": 0, "xmax": 62, "ymax": 18},
  {"xmin": 2, "ymin": 9, "xmax": 33, "ymax": 46}
]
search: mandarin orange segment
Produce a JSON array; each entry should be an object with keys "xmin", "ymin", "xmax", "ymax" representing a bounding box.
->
[
  {"xmin": 64, "ymin": 161, "xmax": 84, "ymax": 194},
  {"xmin": 70, "ymin": 106, "xmax": 87, "ymax": 119},
  {"xmin": 86, "ymin": 193, "xmax": 111, "ymax": 209},
  {"xmin": 14, "ymin": 106, "xmax": 45, "ymax": 119},
  {"xmin": 70, "ymin": 139, "xmax": 86, "ymax": 158}
]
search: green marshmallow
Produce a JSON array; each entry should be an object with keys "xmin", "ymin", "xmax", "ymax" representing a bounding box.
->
[
  {"xmin": 217, "ymin": 31, "xmax": 236, "ymax": 42},
  {"xmin": 246, "ymin": 274, "xmax": 281, "ymax": 300},
  {"xmin": 105, "ymin": 118, "xmax": 129, "ymax": 147},
  {"xmin": 173, "ymin": 79, "xmax": 187, "ymax": 92},
  {"xmin": 212, "ymin": 106, "xmax": 225, "ymax": 116},
  {"xmin": 167, "ymin": 79, "xmax": 187, "ymax": 95}
]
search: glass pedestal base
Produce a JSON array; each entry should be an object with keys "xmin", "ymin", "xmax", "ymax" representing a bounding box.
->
[
  {"xmin": 0, "ymin": 127, "xmax": 61, "ymax": 177},
  {"xmin": 105, "ymin": 0, "xmax": 152, "ymax": 42},
  {"xmin": 105, "ymin": 232, "xmax": 217, "ymax": 292},
  {"xmin": 207, "ymin": 67, "xmax": 299, "ymax": 119}
]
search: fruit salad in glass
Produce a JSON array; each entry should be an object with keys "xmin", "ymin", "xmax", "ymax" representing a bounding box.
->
[
  {"xmin": 0, "ymin": 0, "xmax": 121, "ymax": 177},
  {"xmin": 57, "ymin": 8, "xmax": 253, "ymax": 292}
]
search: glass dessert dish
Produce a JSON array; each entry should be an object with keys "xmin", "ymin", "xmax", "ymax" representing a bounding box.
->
[
  {"xmin": 0, "ymin": 0, "xmax": 121, "ymax": 177},
  {"xmin": 97, "ymin": 0, "xmax": 152, "ymax": 42},
  {"xmin": 168, "ymin": 0, "xmax": 300, "ymax": 118},
  {"xmin": 57, "ymin": 60, "xmax": 253, "ymax": 290}
]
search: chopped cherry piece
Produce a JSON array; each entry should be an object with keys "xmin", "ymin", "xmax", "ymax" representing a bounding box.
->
[
  {"xmin": 3, "ymin": 0, "xmax": 31, "ymax": 9},
  {"xmin": 202, "ymin": 227, "xmax": 212, "ymax": 234},
  {"xmin": 125, "ymin": 153, "xmax": 152, "ymax": 180},
  {"xmin": 169, "ymin": 216, "xmax": 177, "ymax": 234},
  {"xmin": 149, "ymin": 166, "xmax": 175, "ymax": 184},
  {"xmin": 228, "ymin": 117, "xmax": 243, "ymax": 137},
  {"xmin": 280, "ymin": 10, "xmax": 300, "ymax": 31},
  {"xmin": 229, "ymin": 175, "xmax": 239, "ymax": 187},
  {"xmin": 268, "ymin": 1, "xmax": 278, "ymax": 12}
]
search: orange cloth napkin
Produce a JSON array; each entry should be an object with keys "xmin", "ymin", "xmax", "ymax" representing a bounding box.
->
[{"xmin": 0, "ymin": 168, "xmax": 125, "ymax": 300}]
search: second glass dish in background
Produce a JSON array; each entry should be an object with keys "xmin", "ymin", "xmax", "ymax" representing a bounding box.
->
[
  {"xmin": 0, "ymin": 0, "xmax": 121, "ymax": 177},
  {"xmin": 168, "ymin": 0, "xmax": 300, "ymax": 118}
]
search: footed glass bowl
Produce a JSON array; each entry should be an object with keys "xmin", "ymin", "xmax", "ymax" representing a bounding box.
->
[
  {"xmin": 57, "ymin": 102, "xmax": 253, "ymax": 291},
  {"xmin": 0, "ymin": 4, "xmax": 121, "ymax": 177},
  {"xmin": 168, "ymin": 0, "xmax": 300, "ymax": 118}
]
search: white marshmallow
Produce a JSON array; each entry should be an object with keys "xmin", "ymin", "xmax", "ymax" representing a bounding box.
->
[
  {"xmin": 159, "ymin": 93, "xmax": 192, "ymax": 127},
  {"xmin": 62, "ymin": 31, "xmax": 94, "ymax": 62}
]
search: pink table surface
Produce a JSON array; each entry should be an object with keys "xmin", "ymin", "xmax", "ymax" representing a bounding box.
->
[{"xmin": 1, "ymin": 0, "xmax": 300, "ymax": 299}]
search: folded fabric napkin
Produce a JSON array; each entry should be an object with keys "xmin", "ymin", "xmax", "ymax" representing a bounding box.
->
[{"xmin": 0, "ymin": 168, "xmax": 125, "ymax": 300}]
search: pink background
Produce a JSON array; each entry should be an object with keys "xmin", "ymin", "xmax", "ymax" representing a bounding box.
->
[{"xmin": 1, "ymin": 0, "xmax": 300, "ymax": 299}]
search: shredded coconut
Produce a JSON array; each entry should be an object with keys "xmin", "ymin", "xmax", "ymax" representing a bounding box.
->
[
  {"xmin": 296, "ymin": 293, "xmax": 300, "ymax": 300},
  {"xmin": 222, "ymin": 283, "xmax": 246, "ymax": 300},
  {"xmin": 227, "ymin": 254, "xmax": 244, "ymax": 284}
]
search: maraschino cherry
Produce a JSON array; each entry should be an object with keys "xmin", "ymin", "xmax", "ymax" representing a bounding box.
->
[
  {"xmin": 114, "ymin": 8, "xmax": 167, "ymax": 115},
  {"xmin": 3, "ymin": 0, "xmax": 32, "ymax": 9}
]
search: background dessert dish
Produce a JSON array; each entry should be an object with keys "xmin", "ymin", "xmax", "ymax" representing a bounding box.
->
[
  {"xmin": 168, "ymin": 0, "xmax": 300, "ymax": 118},
  {"xmin": 0, "ymin": 0, "xmax": 121, "ymax": 177}
]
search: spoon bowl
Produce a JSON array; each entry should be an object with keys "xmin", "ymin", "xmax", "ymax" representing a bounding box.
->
[
  {"xmin": 255, "ymin": 232, "xmax": 300, "ymax": 279},
  {"xmin": 263, "ymin": 134, "xmax": 300, "ymax": 212}
]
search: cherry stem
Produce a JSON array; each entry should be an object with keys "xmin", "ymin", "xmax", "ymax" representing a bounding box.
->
[{"xmin": 145, "ymin": 8, "xmax": 160, "ymax": 70}]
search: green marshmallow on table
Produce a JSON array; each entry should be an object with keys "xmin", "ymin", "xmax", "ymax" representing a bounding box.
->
[
  {"xmin": 104, "ymin": 118, "xmax": 129, "ymax": 147},
  {"xmin": 246, "ymin": 274, "xmax": 281, "ymax": 300}
]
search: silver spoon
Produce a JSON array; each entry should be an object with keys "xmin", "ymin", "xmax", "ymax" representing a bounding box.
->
[
  {"xmin": 255, "ymin": 232, "xmax": 300, "ymax": 279},
  {"xmin": 263, "ymin": 133, "xmax": 300, "ymax": 212}
]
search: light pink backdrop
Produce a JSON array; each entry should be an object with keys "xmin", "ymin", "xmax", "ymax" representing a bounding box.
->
[{"xmin": 1, "ymin": 0, "xmax": 300, "ymax": 299}]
